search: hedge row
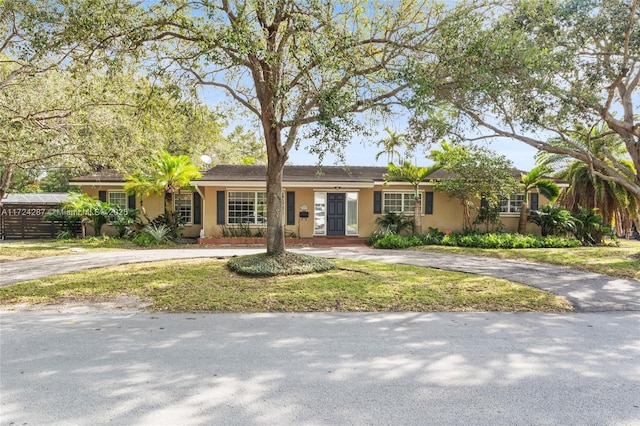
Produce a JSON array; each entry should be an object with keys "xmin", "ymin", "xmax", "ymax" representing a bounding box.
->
[{"xmin": 369, "ymin": 232, "xmax": 581, "ymax": 249}]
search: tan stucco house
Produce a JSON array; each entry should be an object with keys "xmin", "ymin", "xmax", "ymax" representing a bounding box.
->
[{"xmin": 70, "ymin": 165, "xmax": 563, "ymax": 241}]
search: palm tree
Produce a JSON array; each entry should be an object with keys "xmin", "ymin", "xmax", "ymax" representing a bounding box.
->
[
  {"xmin": 124, "ymin": 151, "xmax": 201, "ymax": 230},
  {"xmin": 123, "ymin": 171, "xmax": 156, "ymax": 222},
  {"xmin": 375, "ymin": 128, "xmax": 406, "ymax": 163},
  {"xmin": 384, "ymin": 160, "xmax": 442, "ymax": 235},
  {"xmin": 554, "ymin": 160, "xmax": 638, "ymax": 237},
  {"xmin": 517, "ymin": 165, "xmax": 560, "ymax": 234},
  {"xmin": 537, "ymin": 124, "xmax": 639, "ymax": 237},
  {"xmin": 61, "ymin": 193, "xmax": 110, "ymax": 237}
]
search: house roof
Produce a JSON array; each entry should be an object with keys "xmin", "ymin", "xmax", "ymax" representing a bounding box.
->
[
  {"xmin": 1, "ymin": 193, "xmax": 71, "ymax": 205},
  {"xmin": 194, "ymin": 165, "xmax": 390, "ymax": 183},
  {"xmin": 70, "ymin": 165, "xmax": 568, "ymax": 188},
  {"xmin": 192, "ymin": 165, "xmax": 566, "ymax": 185}
]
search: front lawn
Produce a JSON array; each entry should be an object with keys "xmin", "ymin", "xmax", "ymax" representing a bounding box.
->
[{"xmin": 0, "ymin": 258, "xmax": 573, "ymax": 313}]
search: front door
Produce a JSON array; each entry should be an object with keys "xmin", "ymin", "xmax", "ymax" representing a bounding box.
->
[{"xmin": 326, "ymin": 193, "xmax": 345, "ymax": 236}]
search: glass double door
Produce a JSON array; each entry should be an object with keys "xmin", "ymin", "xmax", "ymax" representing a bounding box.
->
[{"xmin": 314, "ymin": 192, "xmax": 358, "ymax": 236}]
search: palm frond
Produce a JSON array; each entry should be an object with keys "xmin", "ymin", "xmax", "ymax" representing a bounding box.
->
[{"xmin": 535, "ymin": 179, "xmax": 560, "ymax": 202}]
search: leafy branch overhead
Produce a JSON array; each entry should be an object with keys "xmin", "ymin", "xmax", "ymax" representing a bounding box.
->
[
  {"xmin": 0, "ymin": 0, "xmax": 264, "ymax": 203},
  {"xmin": 123, "ymin": 0, "xmax": 471, "ymax": 254},
  {"xmin": 409, "ymin": 0, "xmax": 640, "ymax": 201}
]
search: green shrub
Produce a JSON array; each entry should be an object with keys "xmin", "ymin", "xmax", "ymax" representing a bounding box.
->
[
  {"xmin": 573, "ymin": 207, "xmax": 614, "ymax": 246},
  {"xmin": 133, "ymin": 223, "xmax": 174, "ymax": 246},
  {"xmin": 150, "ymin": 214, "xmax": 184, "ymax": 239},
  {"xmin": 107, "ymin": 207, "xmax": 142, "ymax": 238},
  {"xmin": 528, "ymin": 205, "xmax": 576, "ymax": 237},
  {"xmin": 227, "ymin": 252, "xmax": 336, "ymax": 276},
  {"xmin": 369, "ymin": 227, "xmax": 446, "ymax": 248},
  {"xmin": 375, "ymin": 211, "xmax": 413, "ymax": 235},
  {"xmin": 372, "ymin": 233, "xmax": 409, "ymax": 249},
  {"xmin": 133, "ymin": 233, "xmax": 155, "ymax": 246},
  {"xmin": 367, "ymin": 227, "xmax": 396, "ymax": 246},
  {"xmin": 371, "ymin": 231, "xmax": 580, "ymax": 249},
  {"xmin": 55, "ymin": 230, "xmax": 76, "ymax": 240},
  {"xmin": 43, "ymin": 209, "xmax": 81, "ymax": 237}
]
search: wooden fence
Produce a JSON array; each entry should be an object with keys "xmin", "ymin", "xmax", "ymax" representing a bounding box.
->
[{"xmin": 0, "ymin": 203, "xmax": 66, "ymax": 240}]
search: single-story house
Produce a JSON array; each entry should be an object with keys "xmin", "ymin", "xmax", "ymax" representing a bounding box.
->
[{"xmin": 70, "ymin": 165, "xmax": 567, "ymax": 242}]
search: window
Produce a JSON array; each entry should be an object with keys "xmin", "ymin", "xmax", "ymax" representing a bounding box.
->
[
  {"xmin": 314, "ymin": 193, "xmax": 326, "ymax": 235},
  {"xmin": 174, "ymin": 192, "xmax": 193, "ymax": 224},
  {"xmin": 383, "ymin": 192, "xmax": 419, "ymax": 213},
  {"xmin": 108, "ymin": 191, "xmax": 127, "ymax": 209},
  {"xmin": 228, "ymin": 191, "xmax": 267, "ymax": 225},
  {"xmin": 500, "ymin": 194, "xmax": 524, "ymax": 214},
  {"xmin": 346, "ymin": 192, "xmax": 358, "ymax": 235}
]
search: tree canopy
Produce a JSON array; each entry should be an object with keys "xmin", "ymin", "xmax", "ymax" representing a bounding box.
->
[
  {"xmin": 538, "ymin": 124, "xmax": 639, "ymax": 236},
  {"xmin": 408, "ymin": 0, "xmax": 640, "ymax": 203},
  {"xmin": 0, "ymin": 0, "xmax": 268, "ymax": 200},
  {"xmin": 126, "ymin": 0, "xmax": 471, "ymax": 254},
  {"xmin": 430, "ymin": 142, "xmax": 520, "ymax": 231}
]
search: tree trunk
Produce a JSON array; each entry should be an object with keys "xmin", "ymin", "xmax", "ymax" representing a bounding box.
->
[
  {"xmin": 140, "ymin": 198, "xmax": 150, "ymax": 222},
  {"xmin": 263, "ymin": 122, "xmax": 287, "ymax": 255},
  {"xmin": 164, "ymin": 191, "xmax": 175, "ymax": 228},
  {"xmin": 517, "ymin": 202, "xmax": 529, "ymax": 234},
  {"xmin": 462, "ymin": 200, "xmax": 472, "ymax": 231},
  {"xmin": 0, "ymin": 165, "xmax": 13, "ymax": 205},
  {"xmin": 266, "ymin": 156, "xmax": 286, "ymax": 254},
  {"xmin": 413, "ymin": 196, "xmax": 422, "ymax": 235}
]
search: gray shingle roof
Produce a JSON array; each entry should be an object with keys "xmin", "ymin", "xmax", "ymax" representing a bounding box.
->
[
  {"xmin": 194, "ymin": 165, "xmax": 390, "ymax": 182},
  {"xmin": 67, "ymin": 165, "xmax": 567, "ymax": 185},
  {"xmin": 194, "ymin": 165, "xmax": 546, "ymax": 183}
]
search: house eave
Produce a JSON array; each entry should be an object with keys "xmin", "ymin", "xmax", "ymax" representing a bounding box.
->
[{"xmin": 373, "ymin": 181, "xmax": 436, "ymax": 187}]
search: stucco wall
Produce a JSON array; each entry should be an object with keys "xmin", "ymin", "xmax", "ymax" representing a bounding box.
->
[
  {"xmin": 79, "ymin": 185, "xmax": 202, "ymax": 238},
  {"xmin": 200, "ymin": 185, "xmax": 302, "ymax": 238},
  {"xmin": 78, "ymin": 183, "xmax": 550, "ymax": 239},
  {"xmin": 198, "ymin": 184, "xmax": 549, "ymax": 238}
]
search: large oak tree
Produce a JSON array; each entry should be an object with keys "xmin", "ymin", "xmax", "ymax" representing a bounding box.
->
[{"xmin": 133, "ymin": 0, "xmax": 477, "ymax": 254}]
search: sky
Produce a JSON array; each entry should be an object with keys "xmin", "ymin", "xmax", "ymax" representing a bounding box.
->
[
  {"xmin": 210, "ymin": 95, "xmax": 540, "ymax": 172},
  {"xmin": 286, "ymin": 131, "xmax": 539, "ymax": 171},
  {"xmin": 200, "ymin": 69, "xmax": 541, "ymax": 171}
]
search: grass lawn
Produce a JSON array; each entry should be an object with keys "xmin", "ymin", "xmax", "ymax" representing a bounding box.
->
[
  {"xmin": 0, "ymin": 258, "xmax": 573, "ymax": 313},
  {"xmin": 411, "ymin": 240, "xmax": 640, "ymax": 281}
]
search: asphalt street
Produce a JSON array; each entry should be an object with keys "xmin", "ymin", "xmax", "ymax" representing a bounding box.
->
[
  {"xmin": 1, "ymin": 247, "xmax": 639, "ymax": 424},
  {"xmin": 2, "ymin": 311, "xmax": 639, "ymax": 425}
]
